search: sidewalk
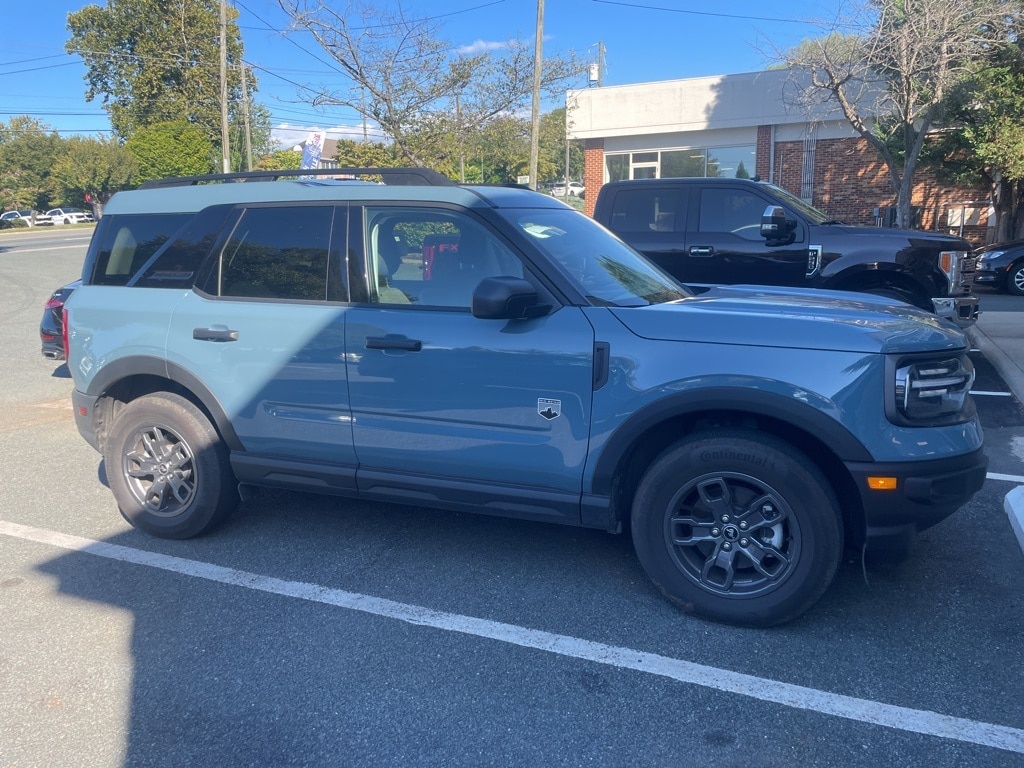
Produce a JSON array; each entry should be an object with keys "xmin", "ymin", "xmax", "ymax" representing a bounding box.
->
[{"xmin": 968, "ymin": 309, "xmax": 1024, "ymax": 554}]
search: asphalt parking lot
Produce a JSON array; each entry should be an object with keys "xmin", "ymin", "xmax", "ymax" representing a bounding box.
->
[{"xmin": 1, "ymin": 229, "xmax": 1023, "ymax": 767}]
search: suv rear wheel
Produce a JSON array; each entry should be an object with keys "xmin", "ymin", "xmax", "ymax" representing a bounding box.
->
[
  {"xmin": 104, "ymin": 392, "xmax": 238, "ymax": 539},
  {"xmin": 630, "ymin": 430, "xmax": 842, "ymax": 627}
]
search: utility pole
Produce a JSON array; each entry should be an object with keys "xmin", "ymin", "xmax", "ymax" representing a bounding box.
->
[
  {"xmin": 528, "ymin": 0, "xmax": 544, "ymax": 191},
  {"xmin": 456, "ymin": 90, "xmax": 465, "ymax": 183},
  {"xmin": 240, "ymin": 62, "xmax": 253, "ymax": 171},
  {"xmin": 219, "ymin": 0, "xmax": 230, "ymax": 173}
]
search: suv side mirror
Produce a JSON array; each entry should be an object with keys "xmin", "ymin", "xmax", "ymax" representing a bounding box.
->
[
  {"xmin": 472, "ymin": 276, "xmax": 549, "ymax": 320},
  {"xmin": 761, "ymin": 205, "xmax": 797, "ymax": 245}
]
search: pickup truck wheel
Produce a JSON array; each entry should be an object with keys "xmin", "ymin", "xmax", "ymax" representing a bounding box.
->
[
  {"xmin": 864, "ymin": 286, "xmax": 915, "ymax": 306},
  {"xmin": 1007, "ymin": 263, "xmax": 1024, "ymax": 296},
  {"xmin": 104, "ymin": 393, "xmax": 238, "ymax": 539},
  {"xmin": 630, "ymin": 430, "xmax": 842, "ymax": 627}
]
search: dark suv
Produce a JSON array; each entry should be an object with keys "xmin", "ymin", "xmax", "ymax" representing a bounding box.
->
[
  {"xmin": 592, "ymin": 177, "xmax": 979, "ymax": 327},
  {"xmin": 65, "ymin": 169, "xmax": 986, "ymax": 627}
]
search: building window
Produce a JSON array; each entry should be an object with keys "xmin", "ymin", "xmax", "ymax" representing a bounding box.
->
[{"xmin": 607, "ymin": 146, "xmax": 756, "ymax": 181}]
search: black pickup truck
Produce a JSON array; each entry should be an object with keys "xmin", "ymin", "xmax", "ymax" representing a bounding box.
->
[{"xmin": 592, "ymin": 177, "xmax": 979, "ymax": 327}]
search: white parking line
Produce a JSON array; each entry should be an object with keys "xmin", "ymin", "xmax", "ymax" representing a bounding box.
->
[
  {"xmin": 971, "ymin": 390, "xmax": 1014, "ymax": 397},
  {"xmin": 2, "ymin": 520, "xmax": 1021, "ymax": 754},
  {"xmin": 5, "ymin": 244, "xmax": 89, "ymax": 254},
  {"xmin": 988, "ymin": 472, "xmax": 1024, "ymax": 483}
]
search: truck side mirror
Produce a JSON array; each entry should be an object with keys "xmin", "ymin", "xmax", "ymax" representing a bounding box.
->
[{"xmin": 761, "ymin": 205, "xmax": 797, "ymax": 245}]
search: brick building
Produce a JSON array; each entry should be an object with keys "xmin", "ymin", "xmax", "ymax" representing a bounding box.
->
[{"xmin": 568, "ymin": 69, "xmax": 990, "ymax": 244}]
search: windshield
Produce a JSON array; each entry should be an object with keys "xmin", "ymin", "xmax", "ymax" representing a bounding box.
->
[
  {"xmin": 499, "ymin": 208, "xmax": 690, "ymax": 307},
  {"xmin": 761, "ymin": 183, "xmax": 831, "ymax": 224}
]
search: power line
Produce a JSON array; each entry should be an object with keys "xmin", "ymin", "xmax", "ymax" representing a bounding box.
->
[
  {"xmin": 0, "ymin": 54, "xmax": 68, "ymax": 66},
  {"xmin": 0, "ymin": 61, "xmax": 80, "ymax": 76},
  {"xmin": 238, "ymin": 0, "xmax": 507, "ymax": 34},
  {"xmin": 234, "ymin": 0, "xmax": 346, "ymax": 77},
  {"xmin": 591, "ymin": 0, "xmax": 819, "ymax": 24}
]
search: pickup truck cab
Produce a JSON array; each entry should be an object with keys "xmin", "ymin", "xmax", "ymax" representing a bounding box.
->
[{"xmin": 592, "ymin": 177, "xmax": 979, "ymax": 327}]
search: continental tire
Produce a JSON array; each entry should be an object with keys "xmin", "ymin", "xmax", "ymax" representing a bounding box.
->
[
  {"xmin": 104, "ymin": 392, "xmax": 238, "ymax": 539},
  {"xmin": 631, "ymin": 430, "xmax": 842, "ymax": 627}
]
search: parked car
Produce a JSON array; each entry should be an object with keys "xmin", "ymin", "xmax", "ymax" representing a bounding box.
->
[
  {"xmin": 592, "ymin": 177, "xmax": 980, "ymax": 328},
  {"xmin": 64, "ymin": 167, "xmax": 986, "ymax": 627},
  {"xmin": 974, "ymin": 240, "xmax": 1024, "ymax": 295},
  {"xmin": 0, "ymin": 209, "xmax": 39, "ymax": 227},
  {"xmin": 45, "ymin": 207, "xmax": 94, "ymax": 225},
  {"xmin": 40, "ymin": 280, "xmax": 79, "ymax": 360},
  {"xmin": 552, "ymin": 181, "xmax": 585, "ymax": 198}
]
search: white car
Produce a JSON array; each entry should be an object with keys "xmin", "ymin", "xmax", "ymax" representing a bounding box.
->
[
  {"xmin": 44, "ymin": 207, "xmax": 94, "ymax": 225},
  {"xmin": 551, "ymin": 181, "xmax": 585, "ymax": 198},
  {"xmin": 0, "ymin": 209, "xmax": 40, "ymax": 227}
]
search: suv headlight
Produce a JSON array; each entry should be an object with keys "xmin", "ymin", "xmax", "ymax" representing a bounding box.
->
[
  {"xmin": 939, "ymin": 250, "xmax": 965, "ymax": 290},
  {"xmin": 887, "ymin": 354, "xmax": 975, "ymax": 425}
]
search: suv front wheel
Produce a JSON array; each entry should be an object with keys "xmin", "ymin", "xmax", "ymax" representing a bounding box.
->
[
  {"xmin": 630, "ymin": 430, "xmax": 843, "ymax": 627},
  {"xmin": 104, "ymin": 392, "xmax": 238, "ymax": 539}
]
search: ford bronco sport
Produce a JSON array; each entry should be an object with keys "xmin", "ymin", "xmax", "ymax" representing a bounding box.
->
[{"xmin": 65, "ymin": 168, "xmax": 987, "ymax": 627}]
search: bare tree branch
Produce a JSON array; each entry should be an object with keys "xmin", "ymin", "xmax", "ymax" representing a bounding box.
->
[
  {"xmin": 279, "ymin": 0, "xmax": 585, "ymax": 169},
  {"xmin": 777, "ymin": 0, "xmax": 1018, "ymax": 226}
]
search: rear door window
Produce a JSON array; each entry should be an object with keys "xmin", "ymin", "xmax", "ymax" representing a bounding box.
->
[
  {"xmin": 213, "ymin": 205, "xmax": 338, "ymax": 301},
  {"xmin": 607, "ymin": 188, "xmax": 683, "ymax": 233}
]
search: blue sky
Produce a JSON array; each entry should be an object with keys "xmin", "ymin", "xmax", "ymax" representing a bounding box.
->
[{"xmin": 1, "ymin": 0, "xmax": 839, "ymax": 146}]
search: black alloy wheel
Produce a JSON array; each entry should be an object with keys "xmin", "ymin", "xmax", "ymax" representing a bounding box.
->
[{"xmin": 631, "ymin": 430, "xmax": 843, "ymax": 627}]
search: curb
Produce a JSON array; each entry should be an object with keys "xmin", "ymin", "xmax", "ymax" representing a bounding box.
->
[
  {"xmin": 967, "ymin": 325, "xmax": 1024, "ymax": 403},
  {"xmin": 968, "ymin": 325, "xmax": 1024, "ymax": 557},
  {"xmin": 1009, "ymin": 487, "xmax": 1024, "ymax": 555}
]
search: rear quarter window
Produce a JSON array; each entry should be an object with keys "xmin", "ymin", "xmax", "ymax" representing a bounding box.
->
[{"xmin": 85, "ymin": 213, "xmax": 193, "ymax": 286}]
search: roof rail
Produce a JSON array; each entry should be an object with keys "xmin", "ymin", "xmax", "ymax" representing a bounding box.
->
[{"xmin": 138, "ymin": 167, "xmax": 456, "ymax": 190}]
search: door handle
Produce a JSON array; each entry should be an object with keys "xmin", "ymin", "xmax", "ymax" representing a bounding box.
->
[
  {"xmin": 689, "ymin": 246, "xmax": 714, "ymax": 257},
  {"xmin": 365, "ymin": 335, "xmax": 422, "ymax": 352},
  {"xmin": 193, "ymin": 327, "xmax": 239, "ymax": 342}
]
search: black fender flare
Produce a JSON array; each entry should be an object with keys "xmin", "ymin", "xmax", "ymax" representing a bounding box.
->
[
  {"xmin": 84, "ymin": 355, "xmax": 244, "ymax": 451},
  {"xmin": 589, "ymin": 386, "xmax": 873, "ymax": 497}
]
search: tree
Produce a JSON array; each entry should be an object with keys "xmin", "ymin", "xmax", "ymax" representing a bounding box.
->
[
  {"xmin": 66, "ymin": 0, "xmax": 246, "ymax": 149},
  {"xmin": 781, "ymin": 0, "xmax": 1018, "ymax": 228},
  {"xmin": 0, "ymin": 117, "xmax": 65, "ymax": 210},
  {"xmin": 254, "ymin": 149, "xmax": 303, "ymax": 171},
  {"xmin": 924, "ymin": 38, "xmax": 1024, "ymax": 241},
  {"xmin": 473, "ymin": 115, "xmax": 530, "ymax": 183},
  {"xmin": 51, "ymin": 135, "xmax": 139, "ymax": 215},
  {"xmin": 539, "ymin": 107, "xmax": 583, "ymax": 184},
  {"xmin": 279, "ymin": 0, "xmax": 585, "ymax": 168},
  {"xmin": 331, "ymin": 139, "xmax": 403, "ymax": 168},
  {"xmin": 231, "ymin": 101, "xmax": 277, "ymax": 172},
  {"xmin": 125, "ymin": 121, "xmax": 215, "ymax": 182}
]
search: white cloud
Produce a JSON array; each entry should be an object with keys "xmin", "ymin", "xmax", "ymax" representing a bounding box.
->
[
  {"xmin": 271, "ymin": 122, "xmax": 384, "ymax": 149},
  {"xmin": 455, "ymin": 39, "xmax": 509, "ymax": 55}
]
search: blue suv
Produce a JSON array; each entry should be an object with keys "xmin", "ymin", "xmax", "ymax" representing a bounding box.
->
[{"xmin": 65, "ymin": 169, "xmax": 987, "ymax": 626}]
